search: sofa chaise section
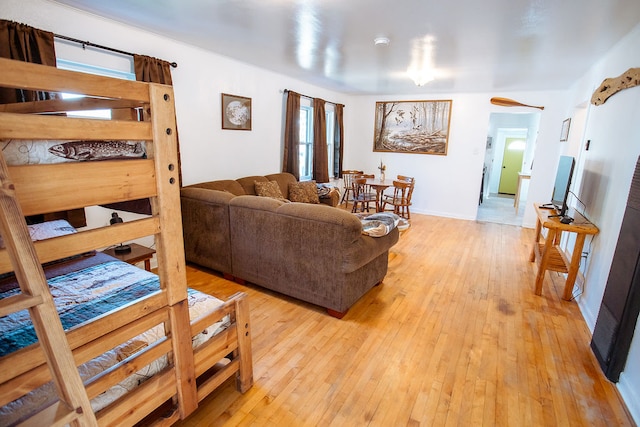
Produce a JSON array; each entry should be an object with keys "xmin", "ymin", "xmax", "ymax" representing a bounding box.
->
[{"xmin": 228, "ymin": 196, "xmax": 398, "ymax": 316}]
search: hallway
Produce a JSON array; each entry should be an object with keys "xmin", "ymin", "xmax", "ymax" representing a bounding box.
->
[{"xmin": 476, "ymin": 193, "xmax": 525, "ymax": 226}]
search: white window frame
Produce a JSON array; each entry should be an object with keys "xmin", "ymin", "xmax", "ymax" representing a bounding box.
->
[
  {"xmin": 299, "ymin": 102, "xmax": 336, "ymax": 181},
  {"xmin": 325, "ymin": 107, "xmax": 336, "ymax": 178},
  {"xmin": 299, "ymin": 105, "xmax": 313, "ymax": 181},
  {"xmin": 56, "ymin": 58, "xmax": 136, "ymax": 119}
]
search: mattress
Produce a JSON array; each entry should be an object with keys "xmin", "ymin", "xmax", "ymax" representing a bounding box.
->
[{"xmin": 0, "ymin": 251, "xmax": 228, "ymax": 425}]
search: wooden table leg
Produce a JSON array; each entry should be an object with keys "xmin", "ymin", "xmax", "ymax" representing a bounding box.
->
[
  {"xmin": 535, "ymin": 228, "xmax": 556, "ymax": 296},
  {"xmin": 563, "ymin": 233, "xmax": 586, "ymax": 300},
  {"xmin": 529, "ymin": 218, "xmax": 542, "ymax": 262},
  {"xmin": 514, "ymin": 175, "xmax": 522, "ymax": 211},
  {"xmin": 375, "ymin": 188, "xmax": 385, "ymax": 212}
]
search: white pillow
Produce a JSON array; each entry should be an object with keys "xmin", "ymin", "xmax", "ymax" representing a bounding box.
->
[{"xmin": 0, "ymin": 219, "xmax": 77, "ymax": 249}]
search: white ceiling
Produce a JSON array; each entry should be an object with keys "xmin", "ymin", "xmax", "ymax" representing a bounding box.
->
[{"xmin": 52, "ymin": 0, "xmax": 640, "ymax": 95}]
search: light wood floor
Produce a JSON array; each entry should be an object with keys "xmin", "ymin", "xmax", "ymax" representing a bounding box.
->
[{"xmin": 176, "ymin": 213, "xmax": 634, "ymax": 426}]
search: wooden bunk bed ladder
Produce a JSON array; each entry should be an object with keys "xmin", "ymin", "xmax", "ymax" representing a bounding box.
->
[
  {"xmin": 0, "ymin": 58, "xmax": 253, "ymax": 425},
  {"xmin": 0, "ymin": 154, "xmax": 98, "ymax": 426}
]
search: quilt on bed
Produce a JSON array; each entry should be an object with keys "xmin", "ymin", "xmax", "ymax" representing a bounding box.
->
[{"xmin": 0, "ymin": 251, "xmax": 228, "ymax": 425}]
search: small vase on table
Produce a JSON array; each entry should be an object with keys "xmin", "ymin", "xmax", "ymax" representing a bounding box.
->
[{"xmin": 378, "ymin": 160, "xmax": 386, "ymax": 182}]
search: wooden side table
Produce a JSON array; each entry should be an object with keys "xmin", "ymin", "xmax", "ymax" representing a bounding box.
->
[
  {"xmin": 102, "ymin": 243, "xmax": 156, "ymax": 271},
  {"xmin": 529, "ymin": 204, "xmax": 599, "ymax": 300}
]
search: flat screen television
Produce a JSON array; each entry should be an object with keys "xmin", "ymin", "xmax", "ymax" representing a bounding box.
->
[{"xmin": 550, "ymin": 155, "xmax": 576, "ymax": 219}]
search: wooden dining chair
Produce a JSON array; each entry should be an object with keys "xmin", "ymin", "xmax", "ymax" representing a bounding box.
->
[
  {"xmin": 396, "ymin": 175, "xmax": 415, "ymax": 184},
  {"xmin": 340, "ymin": 170, "xmax": 364, "ymax": 208},
  {"xmin": 351, "ymin": 176, "xmax": 377, "ymax": 213},
  {"xmin": 357, "ymin": 173, "xmax": 378, "ymax": 202},
  {"xmin": 382, "ymin": 179, "xmax": 415, "ymax": 219},
  {"xmin": 382, "ymin": 174, "xmax": 414, "ymax": 200}
]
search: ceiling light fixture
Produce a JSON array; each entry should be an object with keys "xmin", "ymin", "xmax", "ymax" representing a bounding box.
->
[
  {"xmin": 407, "ymin": 69, "xmax": 435, "ymax": 87},
  {"xmin": 407, "ymin": 35, "xmax": 437, "ymax": 86},
  {"xmin": 374, "ymin": 37, "xmax": 390, "ymax": 46}
]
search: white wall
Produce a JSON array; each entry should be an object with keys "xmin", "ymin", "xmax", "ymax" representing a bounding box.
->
[
  {"xmin": 3, "ymin": 1, "xmax": 639, "ymax": 421},
  {"xmin": 566, "ymin": 23, "xmax": 640, "ymax": 422}
]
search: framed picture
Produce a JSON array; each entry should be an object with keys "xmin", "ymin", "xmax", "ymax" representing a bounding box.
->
[
  {"xmin": 221, "ymin": 93, "xmax": 252, "ymax": 130},
  {"xmin": 373, "ymin": 99, "xmax": 452, "ymax": 155},
  {"xmin": 560, "ymin": 118, "xmax": 571, "ymax": 141}
]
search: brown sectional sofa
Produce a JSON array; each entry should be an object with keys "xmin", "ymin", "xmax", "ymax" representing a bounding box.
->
[{"xmin": 180, "ymin": 173, "xmax": 399, "ymax": 317}]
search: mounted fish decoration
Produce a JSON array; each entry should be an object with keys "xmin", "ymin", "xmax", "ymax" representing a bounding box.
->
[{"xmin": 48, "ymin": 140, "xmax": 145, "ymax": 161}]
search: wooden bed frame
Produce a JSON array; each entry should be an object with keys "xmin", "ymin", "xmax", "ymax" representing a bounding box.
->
[{"xmin": 0, "ymin": 58, "xmax": 253, "ymax": 426}]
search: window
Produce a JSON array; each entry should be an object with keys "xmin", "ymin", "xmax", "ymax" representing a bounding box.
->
[
  {"xmin": 56, "ymin": 59, "xmax": 135, "ymax": 119},
  {"xmin": 298, "ymin": 104, "xmax": 336, "ymax": 181},
  {"xmin": 299, "ymin": 105, "xmax": 313, "ymax": 180},
  {"xmin": 325, "ymin": 108, "xmax": 335, "ymax": 178}
]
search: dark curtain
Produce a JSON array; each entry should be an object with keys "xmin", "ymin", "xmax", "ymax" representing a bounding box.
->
[
  {"xmin": 0, "ymin": 21, "xmax": 87, "ymax": 227},
  {"xmin": 102, "ymin": 55, "xmax": 176, "ymax": 215},
  {"xmin": 134, "ymin": 54, "xmax": 173, "ymax": 85},
  {"xmin": 0, "ymin": 19, "xmax": 57, "ymax": 104},
  {"xmin": 312, "ymin": 97, "xmax": 329, "ymax": 183},
  {"xmin": 134, "ymin": 54, "xmax": 181, "ymax": 188},
  {"xmin": 334, "ymin": 103, "xmax": 344, "ymax": 179},
  {"xmin": 282, "ymin": 91, "xmax": 301, "ymax": 179}
]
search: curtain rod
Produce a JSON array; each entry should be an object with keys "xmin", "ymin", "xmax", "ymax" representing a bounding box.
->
[
  {"xmin": 54, "ymin": 34, "xmax": 178, "ymax": 68},
  {"xmin": 283, "ymin": 89, "xmax": 343, "ymax": 107}
]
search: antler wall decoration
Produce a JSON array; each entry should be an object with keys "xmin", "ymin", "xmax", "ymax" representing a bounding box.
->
[{"xmin": 591, "ymin": 67, "xmax": 640, "ymax": 106}]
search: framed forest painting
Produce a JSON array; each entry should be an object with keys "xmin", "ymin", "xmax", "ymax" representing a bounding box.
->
[{"xmin": 373, "ymin": 99, "xmax": 452, "ymax": 155}]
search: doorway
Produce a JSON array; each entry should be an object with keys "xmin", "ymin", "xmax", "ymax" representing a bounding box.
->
[{"xmin": 477, "ymin": 112, "xmax": 541, "ymax": 226}]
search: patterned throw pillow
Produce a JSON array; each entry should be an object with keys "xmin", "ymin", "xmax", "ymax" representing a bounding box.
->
[
  {"xmin": 288, "ymin": 181, "xmax": 320, "ymax": 204},
  {"xmin": 255, "ymin": 180, "xmax": 284, "ymax": 199}
]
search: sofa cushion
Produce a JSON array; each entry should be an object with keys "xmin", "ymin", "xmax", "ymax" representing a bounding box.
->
[
  {"xmin": 255, "ymin": 180, "xmax": 285, "ymax": 200},
  {"xmin": 185, "ymin": 180, "xmax": 246, "ymax": 196},
  {"xmin": 288, "ymin": 181, "xmax": 320, "ymax": 204},
  {"xmin": 236, "ymin": 175, "xmax": 268, "ymax": 195},
  {"xmin": 265, "ymin": 172, "xmax": 298, "ymax": 199}
]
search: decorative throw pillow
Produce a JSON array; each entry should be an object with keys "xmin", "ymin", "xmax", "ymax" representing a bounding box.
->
[
  {"xmin": 289, "ymin": 181, "xmax": 320, "ymax": 204},
  {"xmin": 255, "ymin": 180, "xmax": 284, "ymax": 199}
]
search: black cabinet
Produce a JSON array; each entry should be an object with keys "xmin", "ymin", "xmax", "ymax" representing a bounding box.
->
[{"xmin": 591, "ymin": 156, "xmax": 640, "ymax": 382}]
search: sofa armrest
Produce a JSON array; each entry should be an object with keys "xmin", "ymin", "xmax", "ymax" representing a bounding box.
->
[
  {"xmin": 180, "ymin": 187, "xmax": 235, "ymax": 274},
  {"xmin": 341, "ymin": 228, "xmax": 399, "ymax": 272}
]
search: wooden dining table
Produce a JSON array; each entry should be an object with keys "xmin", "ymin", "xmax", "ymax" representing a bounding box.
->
[{"xmin": 365, "ymin": 178, "xmax": 394, "ymax": 212}]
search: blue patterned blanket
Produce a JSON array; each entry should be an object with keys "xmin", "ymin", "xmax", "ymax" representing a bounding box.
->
[{"xmin": 1, "ymin": 253, "xmax": 163, "ymax": 357}]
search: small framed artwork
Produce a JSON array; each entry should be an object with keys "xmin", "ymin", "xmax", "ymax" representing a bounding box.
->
[
  {"xmin": 560, "ymin": 118, "xmax": 571, "ymax": 141},
  {"xmin": 221, "ymin": 93, "xmax": 252, "ymax": 130}
]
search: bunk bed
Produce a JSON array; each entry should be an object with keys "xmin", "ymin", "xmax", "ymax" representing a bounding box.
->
[{"xmin": 0, "ymin": 58, "xmax": 253, "ymax": 426}]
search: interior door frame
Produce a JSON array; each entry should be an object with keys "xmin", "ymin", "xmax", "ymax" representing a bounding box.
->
[{"xmin": 489, "ymin": 128, "xmax": 528, "ymax": 195}]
